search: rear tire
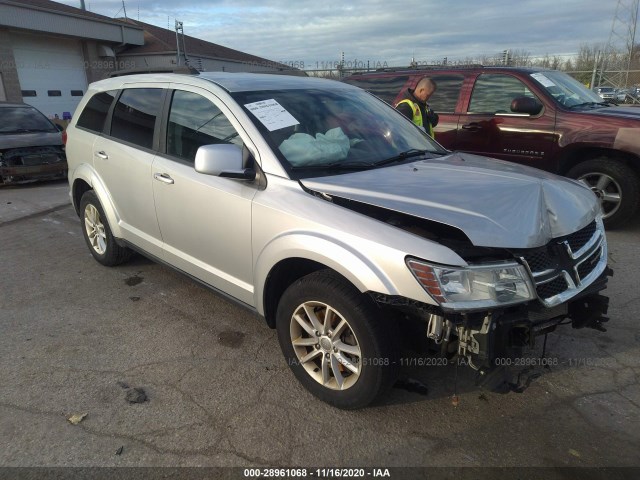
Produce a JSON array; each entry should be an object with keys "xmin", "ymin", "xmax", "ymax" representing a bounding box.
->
[
  {"xmin": 567, "ymin": 157, "xmax": 640, "ymax": 229},
  {"xmin": 276, "ymin": 270, "xmax": 398, "ymax": 409},
  {"xmin": 80, "ymin": 190, "xmax": 132, "ymax": 266}
]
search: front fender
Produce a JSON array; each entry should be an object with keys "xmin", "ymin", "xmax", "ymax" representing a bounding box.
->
[
  {"xmin": 72, "ymin": 164, "xmax": 123, "ymax": 239},
  {"xmin": 253, "ymin": 231, "xmax": 403, "ymax": 316}
]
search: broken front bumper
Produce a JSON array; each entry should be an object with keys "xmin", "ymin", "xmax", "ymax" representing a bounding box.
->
[
  {"xmin": 457, "ymin": 270, "xmax": 612, "ymax": 373},
  {"xmin": 1, "ymin": 162, "xmax": 68, "ymax": 183}
]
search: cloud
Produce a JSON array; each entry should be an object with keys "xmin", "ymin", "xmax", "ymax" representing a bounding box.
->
[{"xmin": 61, "ymin": 0, "xmax": 617, "ymax": 66}]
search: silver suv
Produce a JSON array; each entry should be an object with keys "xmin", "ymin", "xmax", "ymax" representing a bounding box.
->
[{"xmin": 67, "ymin": 72, "xmax": 611, "ymax": 409}]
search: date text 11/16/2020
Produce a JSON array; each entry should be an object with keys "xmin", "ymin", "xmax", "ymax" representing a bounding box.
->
[{"xmin": 244, "ymin": 468, "xmax": 391, "ymax": 478}]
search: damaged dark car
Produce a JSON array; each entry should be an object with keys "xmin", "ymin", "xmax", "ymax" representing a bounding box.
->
[{"xmin": 0, "ymin": 102, "xmax": 67, "ymax": 185}]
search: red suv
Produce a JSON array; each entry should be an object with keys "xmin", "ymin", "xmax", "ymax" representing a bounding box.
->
[{"xmin": 343, "ymin": 67, "xmax": 640, "ymax": 228}]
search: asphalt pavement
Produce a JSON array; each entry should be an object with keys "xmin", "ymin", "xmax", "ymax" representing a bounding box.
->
[{"xmin": 1, "ymin": 180, "xmax": 639, "ymax": 474}]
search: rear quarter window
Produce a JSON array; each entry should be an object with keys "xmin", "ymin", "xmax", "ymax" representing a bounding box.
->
[
  {"xmin": 342, "ymin": 75, "xmax": 411, "ymax": 104},
  {"xmin": 427, "ymin": 74, "xmax": 465, "ymax": 113},
  {"xmin": 344, "ymin": 73, "xmax": 465, "ymax": 112},
  {"xmin": 76, "ymin": 90, "xmax": 117, "ymax": 133},
  {"xmin": 110, "ymin": 88, "xmax": 163, "ymax": 149}
]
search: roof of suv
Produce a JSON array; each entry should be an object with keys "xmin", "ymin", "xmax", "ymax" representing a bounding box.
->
[
  {"xmin": 88, "ymin": 72, "xmax": 350, "ymax": 94},
  {"xmin": 348, "ymin": 66, "xmax": 554, "ymax": 76}
]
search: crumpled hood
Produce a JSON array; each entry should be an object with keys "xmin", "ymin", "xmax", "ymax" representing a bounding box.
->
[
  {"xmin": 0, "ymin": 131, "xmax": 63, "ymax": 150},
  {"xmin": 300, "ymin": 152, "xmax": 599, "ymax": 249}
]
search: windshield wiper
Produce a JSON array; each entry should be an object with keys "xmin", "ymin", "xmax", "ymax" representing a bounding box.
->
[
  {"xmin": 371, "ymin": 148, "xmax": 430, "ymax": 167},
  {"xmin": 289, "ymin": 149, "xmax": 435, "ymax": 171},
  {"xmin": 290, "ymin": 160, "xmax": 375, "ymax": 171},
  {"xmin": 568, "ymin": 101, "xmax": 612, "ymax": 109}
]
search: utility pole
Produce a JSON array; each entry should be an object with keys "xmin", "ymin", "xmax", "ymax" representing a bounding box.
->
[
  {"xmin": 601, "ymin": 0, "xmax": 639, "ymax": 88},
  {"xmin": 591, "ymin": 50, "xmax": 601, "ymax": 88},
  {"xmin": 502, "ymin": 50, "xmax": 510, "ymax": 66},
  {"xmin": 175, "ymin": 20, "xmax": 182, "ymax": 66},
  {"xmin": 174, "ymin": 20, "xmax": 190, "ymax": 67}
]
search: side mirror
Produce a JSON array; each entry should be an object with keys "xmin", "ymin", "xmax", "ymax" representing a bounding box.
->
[
  {"xmin": 194, "ymin": 144, "xmax": 256, "ymax": 180},
  {"xmin": 511, "ymin": 96, "xmax": 543, "ymax": 115}
]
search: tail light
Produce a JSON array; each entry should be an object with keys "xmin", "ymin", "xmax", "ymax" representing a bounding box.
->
[{"xmin": 62, "ymin": 129, "xmax": 67, "ymax": 145}]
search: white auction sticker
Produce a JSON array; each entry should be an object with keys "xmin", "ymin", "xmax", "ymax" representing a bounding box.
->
[
  {"xmin": 244, "ymin": 99, "xmax": 300, "ymax": 131},
  {"xmin": 530, "ymin": 73, "xmax": 556, "ymax": 88}
]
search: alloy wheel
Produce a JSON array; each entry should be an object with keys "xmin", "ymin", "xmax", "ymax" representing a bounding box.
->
[
  {"xmin": 289, "ymin": 301, "xmax": 362, "ymax": 390},
  {"xmin": 84, "ymin": 204, "xmax": 107, "ymax": 255},
  {"xmin": 578, "ymin": 172, "xmax": 622, "ymax": 219}
]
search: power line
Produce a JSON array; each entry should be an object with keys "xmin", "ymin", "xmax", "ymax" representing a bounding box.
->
[{"xmin": 600, "ymin": 0, "xmax": 639, "ymax": 87}]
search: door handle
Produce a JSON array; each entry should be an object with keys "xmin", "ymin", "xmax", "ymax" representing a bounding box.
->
[
  {"xmin": 461, "ymin": 123, "xmax": 482, "ymax": 131},
  {"xmin": 153, "ymin": 173, "xmax": 174, "ymax": 185},
  {"xmin": 95, "ymin": 151, "xmax": 109, "ymax": 160}
]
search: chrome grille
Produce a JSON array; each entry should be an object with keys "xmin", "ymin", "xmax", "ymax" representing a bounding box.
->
[
  {"xmin": 520, "ymin": 219, "xmax": 607, "ymax": 307},
  {"xmin": 576, "ymin": 248, "xmax": 602, "ymax": 279},
  {"xmin": 565, "ymin": 220, "xmax": 596, "ymax": 253},
  {"xmin": 536, "ymin": 276, "xmax": 568, "ymax": 300},
  {"xmin": 521, "ymin": 249, "xmax": 554, "ymax": 273}
]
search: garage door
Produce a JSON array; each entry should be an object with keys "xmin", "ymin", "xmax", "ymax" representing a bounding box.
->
[{"xmin": 12, "ymin": 32, "xmax": 87, "ymax": 119}]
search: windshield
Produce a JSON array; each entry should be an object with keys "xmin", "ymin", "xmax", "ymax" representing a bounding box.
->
[
  {"xmin": 231, "ymin": 86, "xmax": 446, "ymax": 178},
  {"xmin": 529, "ymin": 71, "xmax": 605, "ymax": 108},
  {"xmin": 0, "ymin": 106, "xmax": 57, "ymax": 134}
]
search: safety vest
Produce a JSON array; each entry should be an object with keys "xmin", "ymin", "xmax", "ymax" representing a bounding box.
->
[{"xmin": 396, "ymin": 99, "xmax": 434, "ymax": 138}]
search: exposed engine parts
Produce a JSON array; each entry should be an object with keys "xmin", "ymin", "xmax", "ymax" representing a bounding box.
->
[{"xmin": 417, "ymin": 290, "xmax": 612, "ymax": 393}]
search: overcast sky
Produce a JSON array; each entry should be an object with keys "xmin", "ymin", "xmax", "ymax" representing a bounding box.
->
[{"xmin": 58, "ymin": 0, "xmax": 619, "ymax": 68}]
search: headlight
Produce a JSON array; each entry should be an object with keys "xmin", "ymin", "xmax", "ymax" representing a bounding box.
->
[{"xmin": 406, "ymin": 258, "xmax": 536, "ymax": 311}]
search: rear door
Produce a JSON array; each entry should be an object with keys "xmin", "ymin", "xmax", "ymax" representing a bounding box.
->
[
  {"xmin": 454, "ymin": 73, "xmax": 556, "ymax": 168},
  {"xmin": 92, "ymin": 86, "xmax": 165, "ymax": 257}
]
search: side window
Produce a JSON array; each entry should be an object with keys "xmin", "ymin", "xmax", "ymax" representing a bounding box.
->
[
  {"xmin": 110, "ymin": 88, "xmax": 163, "ymax": 149},
  {"xmin": 427, "ymin": 75, "xmax": 464, "ymax": 113},
  {"xmin": 342, "ymin": 75, "xmax": 410, "ymax": 104},
  {"xmin": 76, "ymin": 90, "xmax": 117, "ymax": 133},
  {"xmin": 468, "ymin": 74, "xmax": 535, "ymax": 114},
  {"xmin": 166, "ymin": 90, "xmax": 242, "ymax": 163}
]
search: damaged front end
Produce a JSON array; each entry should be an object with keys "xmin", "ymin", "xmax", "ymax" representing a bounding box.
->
[
  {"xmin": 0, "ymin": 146, "xmax": 67, "ymax": 184},
  {"xmin": 300, "ymin": 161, "xmax": 612, "ymax": 393},
  {"xmin": 372, "ymin": 216, "xmax": 612, "ymax": 392}
]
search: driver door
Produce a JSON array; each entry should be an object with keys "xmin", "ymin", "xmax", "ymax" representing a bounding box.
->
[
  {"xmin": 152, "ymin": 86, "xmax": 258, "ymax": 305},
  {"xmin": 455, "ymin": 73, "xmax": 557, "ymax": 169}
]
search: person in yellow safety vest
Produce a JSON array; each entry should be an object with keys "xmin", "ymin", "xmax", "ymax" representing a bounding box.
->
[{"xmin": 395, "ymin": 76, "xmax": 439, "ymax": 138}]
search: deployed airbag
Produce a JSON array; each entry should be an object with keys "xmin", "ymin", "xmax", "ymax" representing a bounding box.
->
[{"xmin": 279, "ymin": 127, "xmax": 350, "ymax": 166}]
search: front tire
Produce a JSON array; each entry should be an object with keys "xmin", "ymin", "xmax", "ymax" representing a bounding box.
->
[
  {"xmin": 80, "ymin": 190, "xmax": 131, "ymax": 266},
  {"xmin": 567, "ymin": 158, "xmax": 640, "ymax": 229},
  {"xmin": 276, "ymin": 270, "xmax": 398, "ymax": 409}
]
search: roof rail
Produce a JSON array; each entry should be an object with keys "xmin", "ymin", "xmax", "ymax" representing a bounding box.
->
[
  {"xmin": 375, "ymin": 64, "xmax": 485, "ymax": 72},
  {"xmin": 347, "ymin": 64, "xmax": 487, "ymax": 76},
  {"xmin": 108, "ymin": 66, "xmax": 199, "ymax": 77}
]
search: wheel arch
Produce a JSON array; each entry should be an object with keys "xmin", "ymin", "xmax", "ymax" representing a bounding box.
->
[
  {"xmin": 558, "ymin": 146, "xmax": 640, "ymax": 177},
  {"xmin": 261, "ymin": 258, "xmax": 327, "ymax": 328},
  {"xmin": 71, "ymin": 165, "xmax": 123, "ymax": 238},
  {"xmin": 255, "ymin": 235, "xmax": 399, "ymax": 328}
]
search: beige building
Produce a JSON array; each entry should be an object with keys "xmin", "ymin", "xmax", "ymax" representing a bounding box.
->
[{"xmin": 117, "ymin": 19, "xmax": 296, "ymax": 75}]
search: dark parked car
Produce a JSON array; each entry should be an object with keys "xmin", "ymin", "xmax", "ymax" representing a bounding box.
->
[
  {"xmin": 0, "ymin": 102, "xmax": 67, "ymax": 185},
  {"xmin": 343, "ymin": 67, "xmax": 640, "ymax": 228}
]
